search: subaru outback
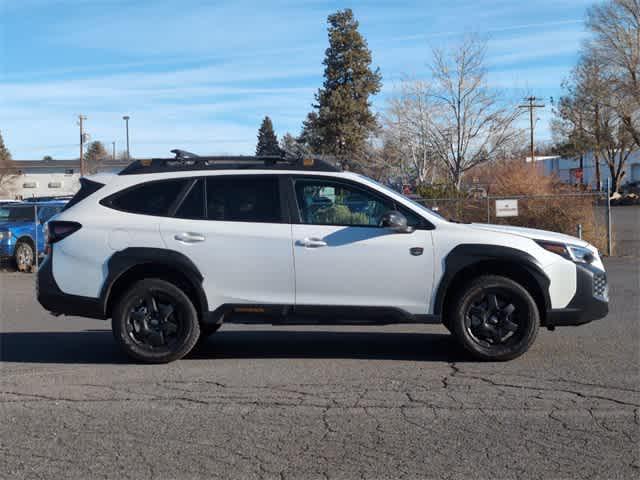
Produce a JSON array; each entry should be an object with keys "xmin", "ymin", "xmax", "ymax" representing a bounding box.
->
[{"xmin": 37, "ymin": 151, "xmax": 609, "ymax": 363}]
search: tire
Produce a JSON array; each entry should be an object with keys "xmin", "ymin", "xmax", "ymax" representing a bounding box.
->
[
  {"xmin": 112, "ymin": 279, "xmax": 201, "ymax": 363},
  {"xmin": 14, "ymin": 241, "xmax": 35, "ymax": 273},
  {"xmin": 448, "ymin": 275, "xmax": 539, "ymax": 361}
]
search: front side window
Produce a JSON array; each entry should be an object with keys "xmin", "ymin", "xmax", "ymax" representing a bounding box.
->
[
  {"xmin": 206, "ymin": 176, "xmax": 280, "ymax": 223},
  {"xmin": 105, "ymin": 179, "xmax": 188, "ymax": 216},
  {"xmin": 295, "ymin": 179, "xmax": 393, "ymax": 227}
]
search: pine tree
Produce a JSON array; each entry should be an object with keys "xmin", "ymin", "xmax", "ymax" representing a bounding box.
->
[
  {"xmin": 0, "ymin": 130, "xmax": 11, "ymax": 166},
  {"xmin": 84, "ymin": 141, "xmax": 108, "ymax": 174},
  {"xmin": 256, "ymin": 116, "xmax": 281, "ymax": 156},
  {"xmin": 301, "ymin": 9, "xmax": 382, "ymax": 170},
  {"xmin": 0, "ymin": 130, "xmax": 15, "ymax": 195}
]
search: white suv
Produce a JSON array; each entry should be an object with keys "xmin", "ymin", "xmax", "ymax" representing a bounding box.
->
[{"xmin": 37, "ymin": 152, "xmax": 609, "ymax": 363}]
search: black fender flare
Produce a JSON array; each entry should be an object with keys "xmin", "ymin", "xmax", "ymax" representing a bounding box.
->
[
  {"xmin": 100, "ymin": 247, "xmax": 208, "ymax": 318},
  {"xmin": 433, "ymin": 244, "xmax": 551, "ymax": 316}
]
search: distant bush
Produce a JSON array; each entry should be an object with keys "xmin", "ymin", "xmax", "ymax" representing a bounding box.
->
[
  {"xmin": 313, "ymin": 204, "xmax": 369, "ymax": 226},
  {"xmin": 486, "ymin": 161, "xmax": 608, "ymax": 252},
  {"xmin": 416, "ymin": 161, "xmax": 609, "ymax": 252}
]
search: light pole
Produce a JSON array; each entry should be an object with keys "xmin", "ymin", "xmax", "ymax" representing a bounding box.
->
[
  {"xmin": 78, "ymin": 115, "xmax": 87, "ymax": 176},
  {"xmin": 122, "ymin": 115, "xmax": 130, "ymax": 160}
]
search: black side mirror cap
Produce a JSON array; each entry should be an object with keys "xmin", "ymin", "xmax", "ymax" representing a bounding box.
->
[{"xmin": 380, "ymin": 210, "xmax": 414, "ymax": 233}]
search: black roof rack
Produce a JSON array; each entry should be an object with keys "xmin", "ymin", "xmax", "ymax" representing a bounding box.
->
[{"xmin": 119, "ymin": 150, "xmax": 341, "ymax": 175}]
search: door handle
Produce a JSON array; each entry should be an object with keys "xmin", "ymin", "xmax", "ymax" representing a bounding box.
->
[
  {"xmin": 174, "ymin": 232, "xmax": 205, "ymax": 244},
  {"xmin": 297, "ymin": 237, "xmax": 327, "ymax": 248}
]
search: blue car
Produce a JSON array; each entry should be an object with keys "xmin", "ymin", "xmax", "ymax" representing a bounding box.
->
[{"xmin": 0, "ymin": 201, "xmax": 67, "ymax": 272}]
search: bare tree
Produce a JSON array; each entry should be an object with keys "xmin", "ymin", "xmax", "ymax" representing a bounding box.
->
[
  {"xmin": 385, "ymin": 80, "xmax": 441, "ymax": 184},
  {"xmin": 427, "ymin": 37, "xmax": 522, "ymax": 189},
  {"xmin": 587, "ymin": 0, "xmax": 640, "ymax": 147},
  {"xmin": 551, "ymin": 0, "xmax": 639, "ymax": 192}
]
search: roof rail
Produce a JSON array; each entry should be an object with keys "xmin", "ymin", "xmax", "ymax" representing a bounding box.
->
[{"xmin": 118, "ymin": 150, "xmax": 341, "ymax": 175}]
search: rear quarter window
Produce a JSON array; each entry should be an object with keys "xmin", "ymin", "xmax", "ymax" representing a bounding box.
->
[{"xmin": 102, "ymin": 179, "xmax": 189, "ymax": 216}]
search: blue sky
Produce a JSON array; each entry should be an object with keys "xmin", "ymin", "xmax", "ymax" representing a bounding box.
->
[{"xmin": 1, "ymin": 0, "xmax": 593, "ymax": 159}]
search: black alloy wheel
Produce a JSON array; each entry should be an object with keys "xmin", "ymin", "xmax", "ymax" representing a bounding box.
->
[
  {"xmin": 464, "ymin": 290, "xmax": 524, "ymax": 347},
  {"xmin": 112, "ymin": 279, "xmax": 200, "ymax": 363},
  {"xmin": 449, "ymin": 275, "xmax": 540, "ymax": 361},
  {"xmin": 127, "ymin": 292, "xmax": 183, "ymax": 350}
]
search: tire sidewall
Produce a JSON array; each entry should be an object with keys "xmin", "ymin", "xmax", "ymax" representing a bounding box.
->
[
  {"xmin": 451, "ymin": 276, "xmax": 540, "ymax": 361},
  {"xmin": 112, "ymin": 279, "xmax": 200, "ymax": 363}
]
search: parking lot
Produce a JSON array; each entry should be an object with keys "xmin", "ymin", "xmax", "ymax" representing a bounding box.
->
[{"xmin": 1, "ymin": 209, "xmax": 639, "ymax": 480}]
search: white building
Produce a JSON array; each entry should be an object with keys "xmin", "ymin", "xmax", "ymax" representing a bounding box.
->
[
  {"xmin": 528, "ymin": 151, "xmax": 640, "ymax": 189},
  {"xmin": 0, "ymin": 159, "xmax": 130, "ymax": 200}
]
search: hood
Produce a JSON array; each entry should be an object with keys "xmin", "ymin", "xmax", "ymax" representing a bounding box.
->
[{"xmin": 469, "ymin": 223, "xmax": 591, "ymax": 248}]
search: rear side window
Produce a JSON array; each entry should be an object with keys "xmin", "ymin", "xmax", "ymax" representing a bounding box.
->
[
  {"xmin": 104, "ymin": 179, "xmax": 188, "ymax": 216},
  {"xmin": 174, "ymin": 179, "xmax": 205, "ymax": 220},
  {"xmin": 206, "ymin": 176, "xmax": 280, "ymax": 223},
  {"xmin": 0, "ymin": 206, "xmax": 34, "ymax": 222},
  {"xmin": 62, "ymin": 178, "xmax": 104, "ymax": 211}
]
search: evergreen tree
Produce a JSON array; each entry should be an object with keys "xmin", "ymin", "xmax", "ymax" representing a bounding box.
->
[
  {"xmin": 256, "ymin": 116, "xmax": 281, "ymax": 156},
  {"xmin": 301, "ymin": 9, "xmax": 382, "ymax": 170},
  {"xmin": 0, "ymin": 130, "xmax": 11, "ymax": 165},
  {"xmin": 84, "ymin": 141, "xmax": 108, "ymax": 174},
  {"xmin": 0, "ymin": 130, "xmax": 15, "ymax": 194}
]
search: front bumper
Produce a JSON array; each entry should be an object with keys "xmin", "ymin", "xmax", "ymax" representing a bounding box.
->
[
  {"xmin": 37, "ymin": 253, "xmax": 105, "ymax": 319},
  {"xmin": 546, "ymin": 263, "xmax": 609, "ymax": 326}
]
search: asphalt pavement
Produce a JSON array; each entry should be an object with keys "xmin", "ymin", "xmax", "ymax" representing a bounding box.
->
[{"xmin": 1, "ymin": 252, "xmax": 638, "ymax": 480}]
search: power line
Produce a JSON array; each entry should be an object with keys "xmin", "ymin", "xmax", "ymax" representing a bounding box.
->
[{"xmin": 518, "ymin": 96, "xmax": 545, "ymax": 163}]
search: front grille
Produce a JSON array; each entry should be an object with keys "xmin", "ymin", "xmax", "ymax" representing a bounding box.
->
[{"xmin": 593, "ymin": 273, "xmax": 608, "ymax": 301}]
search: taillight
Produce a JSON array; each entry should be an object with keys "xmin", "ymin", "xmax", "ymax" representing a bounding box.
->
[{"xmin": 46, "ymin": 221, "xmax": 82, "ymax": 252}]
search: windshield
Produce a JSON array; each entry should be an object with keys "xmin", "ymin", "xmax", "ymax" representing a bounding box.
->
[
  {"xmin": 356, "ymin": 175, "xmax": 447, "ymax": 221},
  {"xmin": 0, "ymin": 206, "xmax": 35, "ymax": 222}
]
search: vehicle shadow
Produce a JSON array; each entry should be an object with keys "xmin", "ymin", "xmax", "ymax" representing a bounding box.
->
[{"xmin": 0, "ymin": 329, "xmax": 472, "ymax": 365}]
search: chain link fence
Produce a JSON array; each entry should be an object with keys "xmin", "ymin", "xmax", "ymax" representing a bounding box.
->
[{"xmin": 415, "ymin": 191, "xmax": 613, "ymax": 255}]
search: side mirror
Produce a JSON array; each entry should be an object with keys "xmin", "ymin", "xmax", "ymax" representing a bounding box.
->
[{"xmin": 380, "ymin": 210, "xmax": 414, "ymax": 233}]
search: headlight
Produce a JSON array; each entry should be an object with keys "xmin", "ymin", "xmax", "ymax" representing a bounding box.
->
[
  {"xmin": 566, "ymin": 245, "xmax": 596, "ymax": 264},
  {"xmin": 0, "ymin": 231, "xmax": 12, "ymax": 241},
  {"xmin": 536, "ymin": 241, "xmax": 595, "ymax": 264}
]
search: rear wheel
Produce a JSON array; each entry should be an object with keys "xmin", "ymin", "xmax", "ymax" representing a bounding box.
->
[
  {"xmin": 14, "ymin": 241, "xmax": 35, "ymax": 273},
  {"xmin": 448, "ymin": 275, "xmax": 539, "ymax": 361},
  {"xmin": 112, "ymin": 279, "xmax": 200, "ymax": 363}
]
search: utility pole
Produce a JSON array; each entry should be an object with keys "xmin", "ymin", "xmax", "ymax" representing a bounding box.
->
[
  {"xmin": 112, "ymin": 141, "xmax": 116, "ymax": 161},
  {"xmin": 78, "ymin": 115, "xmax": 87, "ymax": 176},
  {"xmin": 122, "ymin": 115, "xmax": 130, "ymax": 160},
  {"xmin": 518, "ymin": 96, "xmax": 545, "ymax": 163}
]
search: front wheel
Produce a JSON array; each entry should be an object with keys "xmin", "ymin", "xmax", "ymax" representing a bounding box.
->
[
  {"xmin": 14, "ymin": 241, "xmax": 35, "ymax": 273},
  {"xmin": 112, "ymin": 279, "xmax": 200, "ymax": 363},
  {"xmin": 448, "ymin": 275, "xmax": 540, "ymax": 361}
]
